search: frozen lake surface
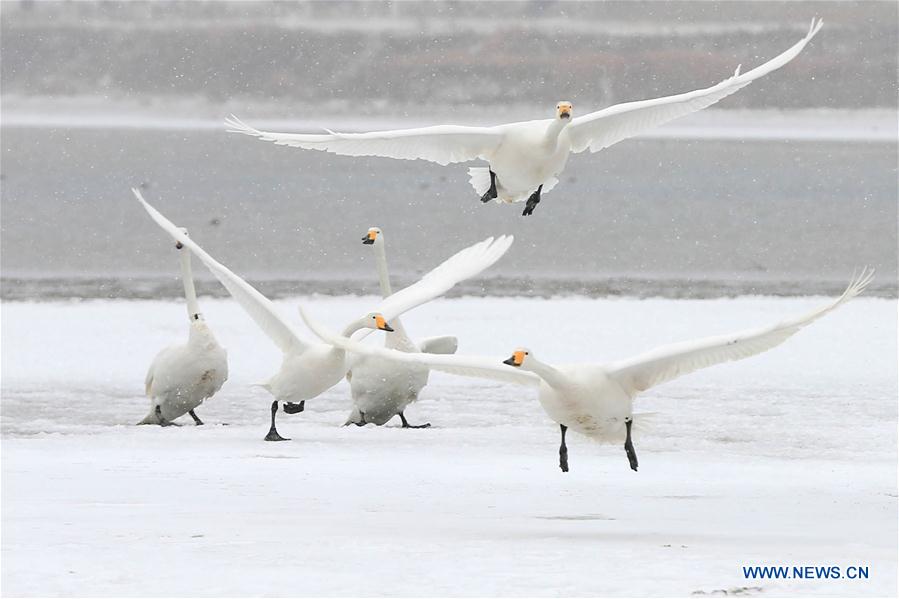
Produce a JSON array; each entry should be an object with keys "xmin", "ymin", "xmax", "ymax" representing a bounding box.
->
[
  {"xmin": 2, "ymin": 295, "xmax": 896, "ymax": 596},
  {"xmin": 1, "ymin": 113, "xmax": 896, "ymax": 300}
]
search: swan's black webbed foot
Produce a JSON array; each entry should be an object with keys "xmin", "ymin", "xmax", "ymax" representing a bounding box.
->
[
  {"xmin": 155, "ymin": 405, "xmax": 178, "ymax": 427},
  {"xmin": 345, "ymin": 411, "xmax": 367, "ymax": 427},
  {"xmin": 480, "ymin": 169, "xmax": 498, "ymax": 203},
  {"xmin": 624, "ymin": 418, "xmax": 638, "ymax": 471},
  {"xmin": 522, "ymin": 184, "xmax": 543, "ymax": 216},
  {"xmin": 264, "ymin": 400, "xmax": 290, "ymax": 441},
  {"xmin": 283, "ymin": 401, "xmax": 305, "ymax": 414},
  {"xmin": 264, "ymin": 429, "xmax": 289, "ymax": 441},
  {"xmin": 559, "ymin": 424, "xmax": 569, "ymax": 473},
  {"xmin": 189, "ymin": 409, "xmax": 204, "ymax": 426},
  {"xmin": 399, "ymin": 412, "xmax": 431, "ymax": 429}
]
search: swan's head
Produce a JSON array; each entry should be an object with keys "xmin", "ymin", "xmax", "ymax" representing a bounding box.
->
[
  {"xmin": 366, "ymin": 312, "xmax": 394, "ymax": 332},
  {"xmin": 175, "ymin": 227, "xmax": 189, "ymax": 250},
  {"xmin": 556, "ymin": 102, "xmax": 573, "ymax": 121},
  {"xmin": 503, "ymin": 347, "xmax": 531, "ymax": 368},
  {"xmin": 362, "ymin": 227, "xmax": 381, "ymax": 245}
]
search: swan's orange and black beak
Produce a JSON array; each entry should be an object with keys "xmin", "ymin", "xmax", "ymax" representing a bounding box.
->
[
  {"xmin": 374, "ymin": 314, "xmax": 394, "ymax": 332},
  {"xmin": 362, "ymin": 230, "xmax": 378, "ymax": 245},
  {"xmin": 503, "ymin": 350, "xmax": 525, "ymax": 367},
  {"xmin": 175, "ymin": 241, "xmax": 184, "ymax": 250},
  {"xmin": 558, "ymin": 102, "xmax": 572, "ymax": 120}
]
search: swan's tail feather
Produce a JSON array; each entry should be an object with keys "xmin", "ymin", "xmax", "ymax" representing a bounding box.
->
[
  {"xmin": 541, "ymin": 176, "xmax": 560, "ymax": 196},
  {"xmin": 467, "ymin": 167, "xmax": 493, "ymax": 199},
  {"xmin": 468, "ymin": 169, "xmax": 561, "ymax": 204}
]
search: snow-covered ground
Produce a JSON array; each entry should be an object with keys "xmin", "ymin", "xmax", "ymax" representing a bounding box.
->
[{"xmin": 2, "ymin": 295, "xmax": 896, "ymax": 596}]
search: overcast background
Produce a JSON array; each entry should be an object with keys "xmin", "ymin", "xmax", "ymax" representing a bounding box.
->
[{"xmin": 1, "ymin": 0, "xmax": 896, "ymax": 299}]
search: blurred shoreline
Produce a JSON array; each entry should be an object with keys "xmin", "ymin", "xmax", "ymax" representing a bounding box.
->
[
  {"xmin": 2, "ymin": 274, "xmax": 896, "ymax": 302},
  {"xmin": 3, "ymin": 94, "xmax": 896, "ymax": 142}
]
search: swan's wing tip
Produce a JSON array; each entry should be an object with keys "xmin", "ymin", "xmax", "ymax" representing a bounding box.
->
[
  {"xmin": 809, "ymin": 17, "xmax": 824, "ymax": 38},
  {"xmin": 224, "ymin": 114, "xmax": 262, "ymax": 136},
  {"xmin": 842, "ymin": 266, "xmax": 875, "ymax": 301},
  {"xmin": 131, "ymin": 187, "xmax": 151, "ymax": 207}
]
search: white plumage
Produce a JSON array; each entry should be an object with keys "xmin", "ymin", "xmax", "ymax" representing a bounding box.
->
[
  {"xmin": 301, "ymin": 267, "xmax": 873, "ymax": 470},
  {"xmin": 133, "ymin": 188, "xmax": 512, "ymax": 440},
  {"xmin": 345, "ymin": 227, "xmax": 458, "ymax": 427},
  {"xmin": 139, "ymin": 228, "xmax": 228, "ymax": 426},
  {"xmin": 227, "ymin": 19, "xmax": 822, "ymax": 214}
]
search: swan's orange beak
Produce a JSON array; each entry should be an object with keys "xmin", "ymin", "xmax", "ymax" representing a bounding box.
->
[
  {"xmin": 503, "ymin": 350, "xmax": 525, "ymax": 367},
  {"xmin": 362, "ymin": 230, "xmax": 378, "ymax": 245},
  {"xmin": 374, "ymin": 314, "xmax": 394, "ymax": 332},
  {"xmin": 558, "ymin": 103, "xmax": 572, "ymax": 119}
]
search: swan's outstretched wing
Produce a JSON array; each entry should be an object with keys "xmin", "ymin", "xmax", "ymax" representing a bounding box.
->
[
  {"xmin": 567, "ymin": 18, "xmax": 823, "ymax": 154},
  {"xmin": 300, "ymin": 307, "xmax": 540, "ymax": 387},
  {"xmin": 608, "ymin": 268, "xmax": 872, "ymax": 394},
  {"xmin": 419, "ymin": 335, "xmax": 459, "ymax": 355},
  {"xmin": 225, "ymin": 117, "xmax": 505, "ymax": 166},
  {"xmin": 371, "ymin": 235, "xmax": 514, "ymax": 325},
  {"xmin": 133, "ymin": 189, "xmax": 308, "ymax": 355}
]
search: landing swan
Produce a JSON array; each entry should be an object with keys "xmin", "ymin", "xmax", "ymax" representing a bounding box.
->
[
  {"xmin": 133, "ymin": 188, "xmax": 512, "ymax": 441},
  {"xmin": 139, "ymin": 229, "xmax": 228, "ymax": 426},
  {"xmin": 301, "ymin": 268, "xmax": 872, "ymax": 471},
  {"xmin": 226, "ymin": 19, "xmax": 822, "ymax": 216},
  {"xmin": 345, "ymin": 227, "xmax": 459, "ymax": 427}
]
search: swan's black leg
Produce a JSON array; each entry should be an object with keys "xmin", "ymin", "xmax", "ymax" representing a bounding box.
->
[
  {"xmin": 264, "ymin": 400, "xmax": 290, "ymax": 441},
  {"xmin": 188, "ymin": 409, "xmax": 204, "ymax": 426},
  {"xmin": 522, "ymin": 184, "xmax": 543, "ymax": 216},
  {"xmin": 399, "ymin": 412, "xmax": 431, "ymax": 429},
  {"xmin": 559, "ymin": 424, "xmax": 569, "ymax": 472},
  {"xmin": 283, "ymin": 400, "xmax": 305, "ymax": 414},
  {"xmin": 480, "ymin": 169, "xmax": 498, "ymax": 203},
  {"xmin": 155, "ymin": 405, "xmax": 178, "ymax": 427},
  {"xmin": 624, "ymin": 418, "xmax": 638, "ymax": 471}
]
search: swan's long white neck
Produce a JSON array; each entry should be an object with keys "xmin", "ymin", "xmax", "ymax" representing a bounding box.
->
[
  {"xmin": 523, "ymin": 357, "xmax": 569, "ymax": 390},
  {"xmin": 341, "ymin": 317, "xmax": 373, "ymax": 339},
  {"xmin": 373, "ymin": 237, "xmax": 393, "ymax": 296},
  {"xmin": 543, "ymin": 117, "xmax": 570, "ymax": 149},
  {"xmin": 326, "ymin": 317, "xmax": 375, "ymax": 359},
  {"xmin": 179, "ymin": 248, "xmax": 201, "ymax": 322},
  {"xmin": 371, "ymin": 235, "xmax": 412, "ymax": 349}
]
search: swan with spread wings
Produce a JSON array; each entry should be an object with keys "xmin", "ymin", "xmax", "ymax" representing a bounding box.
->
[
  {"xmin": 227, "ymin": 19, "xmax": 822, "ymax": 216},
  {"xmin": 301, "ymin": 267, "xmax": 872, "ymax": 472},
  {"xmin": 133, "ymin": 189, "xmax": 513, "ymax": 441}
]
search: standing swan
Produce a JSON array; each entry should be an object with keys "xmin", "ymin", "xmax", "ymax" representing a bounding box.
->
[
  {"xmin": 345, "ymin": 227, "xmax": 459, "ymax": 427},
  {"xmin": 226, "ymin": 19, "xmax": 822, "ymax": 215},
  {"xmin": 301, "ymin": 269, "xmax": 873, "ymax": 471},
  {"xmin": 139, "ymin": 230, "xmax": 228, "ymax": 426},
  {"xmin": 133, "ymin": 189, "xmax": 512, "ymax": 441}
]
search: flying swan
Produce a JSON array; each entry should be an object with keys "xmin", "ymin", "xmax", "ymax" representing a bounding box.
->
[
  {"xmin": 133, "ymin": 188, "xmax": 512, "ymax": 441},
  {"xmin": 139, "ymin": 228, "xmax": 228, "ymax": 427},
  {"xmin": 226, "ymin": 19, "xmax": 822, "ymax": 216},
  {"xmin": 345, "ymin": 227, "xmax": 459, "ymax": 428},
  {"xmin": 301, "ymin": 268, "xmax": 872, "ymax": 471}
]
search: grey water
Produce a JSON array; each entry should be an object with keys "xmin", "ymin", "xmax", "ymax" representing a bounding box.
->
[{"xmin": 1, "ymin": 124, "xmax": 896, "ymax": 300}]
